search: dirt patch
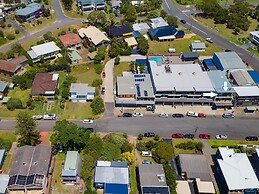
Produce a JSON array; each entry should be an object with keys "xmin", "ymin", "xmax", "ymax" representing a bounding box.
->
[
  {"xmin": 39, "ymin": 132, "xmax": 50, "ymax": 146},
  {"xmin": 128, "ymin": 136, "xmax": 142, "ymax": 165}
]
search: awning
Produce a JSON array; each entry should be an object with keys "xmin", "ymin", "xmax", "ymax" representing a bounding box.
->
[
  {"xmin": 158, "ymin": 35, "xmax": 175, "ymax": 40},
  {"xmin": 245, "ymin": 106, "xmax": 257, "ymax": 111}
]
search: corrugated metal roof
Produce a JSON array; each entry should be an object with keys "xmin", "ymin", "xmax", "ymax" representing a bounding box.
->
[
  {"xmin": 0, "ymin": 82, "xmax": 7, "ymax": 92},
  {"xmin": 63, "ymin": 151, "xmax": 81, "ymax": 171},
  {"xmin": 230, "ymin": 70, "xmax": 254, "ymax": 86},
  {"xmin": 248, "ymin": 70, "xmax": 259, "ymax": 84},
  {"xmin": 104, "ymin": 183, "xmax": 128, "ymax": 194},
  {"xmin": 150, "ymin": 17, "xmax": 169, "ymax": 29},
  {"xmin": 233, "ymin": 86, "xmax": 259, "ymax": 97},
  {"xmin": 70, "ymin": 83, "xmax": 95, "ymax": 96},
  {"xmin": 133, "ymin": 22, "xmax": 150, "ymax": 32},
  {"xmin": 213, "ymin": 52, "xmax": 246, "ymax": 70},
  {"xmin": 0, "ymin": 174, "xmax": 9, "ymax": 193},
  {"xmin": 16, "ymin": 3, "xmax": 41, "ymax": 16},
  {"xmin": 191, "ymin": 42, "xmax": 206, "ymax": 49},
  {"xmin": 30, "ymin": 41, "xmax": 61, "ymax": 57},
  {"xmin": 117, "ymin": 76, "xmax": 135, "ymax": 95}
]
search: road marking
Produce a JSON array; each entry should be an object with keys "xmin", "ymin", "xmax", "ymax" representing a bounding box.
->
[
  {"xmin": 188, "ymin": 23, "xmax": 208, "ymax": 35},
  {"xmin": 164, "ymin": 0, "xmax": 170, "ymax": 10}
]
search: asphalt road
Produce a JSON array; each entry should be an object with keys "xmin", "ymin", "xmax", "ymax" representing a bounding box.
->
[
  {"xmin": 1, "ymin": 117, "xmax": 259, "ymax": 140},
  {"xmin": 162, "ymin": 0, "xmax": 259, "ymax": 71}
]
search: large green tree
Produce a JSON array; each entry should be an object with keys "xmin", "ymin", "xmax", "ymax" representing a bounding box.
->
[
  {"xmin": 88, "ymin": 11, "xmax": 107, "ymax": 27},
  {"xmin": 152, "ymin": 141, "xmax": 173, "ymax": 164},
  {"xmin": 137, "ymin": 35, "xmax": 149, "ymax": 55},
  {"xmin": 16, "ymin": 112, "xmax": 40, "ymax": 146},
  {"xmin": 124, "ymin": 5, "xmax": 137, "ymax": 22},
  {"xmin": 62, "ymin": 0, "xmax": 72, "ymax": 10},
  {"xmin": 90, "ymin": 96, "xmax": 105, "ymax": 115}
]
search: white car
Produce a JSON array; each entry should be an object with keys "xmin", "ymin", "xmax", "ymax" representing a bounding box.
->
[
  {"xmin": 133, "ymin": 113, "xmax": 143, "ymax": 117},
  {"xmin": 159, "ymin": 113, "xmax": 168, "ymax": 118},
  {"xmin": 83, "ymin": 119, "xmax": 94, "ymax": 124},
  {"xmin": 215, "ymin": 134, "xmax": 228, "ymax": 140},
  {"xmin": 186, "ymin": 111, "xmax": 198, "ymax": 117},
  {"xmin": 32, "ymin": 115, "xmax": 43, "ymax": 120},
  {"xmin": 206, "ymin": 37, "xmax": 213, "ymax": 43}
]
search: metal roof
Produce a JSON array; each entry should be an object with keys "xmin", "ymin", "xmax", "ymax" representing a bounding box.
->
[
  {"xmin": 29, "ymin": 41, "xmax": 61, "ymax": 58},
  {"xmin": 0, "ymin": 149, "xmax": 5, "ymax": 163},
  {"xmin": 104, "ymin": 183, "xmax": 128, "ymax": 194},
  {"xmin": 176, "ymin": 180, "xmax": 191, "ymax": 194},
  {"xmin": 233, "ymin": 86, "xmax": 259, "ymax": 97},
  {"xmin": 0, "ymin": 81, "xmax": 7, "ymax": 92},
  {"xmin": 70, "ymin": 83, "xmax": 95, "ymax": 96},
  {"xmin": 207, "ymin": 70, "xmax": 234, "ymax": 94},
  {"xmin": 230, "ymin": 70, "xmax": 255, "ymax": 86},
  {"xmin": 63, "ymin": 151, "xmax": 81, "ymax": 172},
  {"xmin": 0, "ymin": 174, "xmax": 9, "ymax": 194},
  {"xmin": 133, "ymin": 22, "xmax": 150, "ymax": 32},
  {"xmin": 191, "ymin": 42, "xmax": 206, "ymax": 49},
  {"xmin": 217, "ymin": 147, "xmax": 259, "ymax": 191},
  {"xmin": 213, "ymin": 52, "xmax": 246, "ymax": 70},
  {"xmin": 68, "ymin": 49, "xmax": 82, "ymax": 61},
  {"xmin": 78, "ymin": 27, "xmax": 109, "ymax": 46},
  {"xmin": 179, "ymin": 154, "xmax": 211, "ymax": 181},
  {"xmin": 16, "ymin": 3, "xmax": 41, "ymax": 16},
  {"xmin": 149, "ymin": 61, "xmax": 214, "ymax": 92},
  {"xmin": 150, "ymin": 17, "xmax": 168, "ymax": 29},
  {"xmin": 248, "ymin": 70, "xmax": 259, "ymax": 84},
  {"xmin": 181, "ymin": 52, "xmax": 199, "ymax": 58},
  {"xmin": 117, "ymin": 76, "xmax": 135, "ymax": 96}
]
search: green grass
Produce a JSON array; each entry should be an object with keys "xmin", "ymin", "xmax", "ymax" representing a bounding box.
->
[
  {"xmin": 149, "ymin": 35, "xmax": 223, "ymax": 55},
  {"xmin": 130, "ymin": 165, "xmax": 138, "ymax": 194},
  {"xmin": 114, "ymin": 62, "xmax": 130, "ymax": 81},
  {"xmin": 60, "ymin": 1, "xmax": 86, "ymax": 18},
  {"xmin": 22, "ymin": 36, "xmax": 43, "ymax": 50},
  {"xmin": 208, "ymin": 140, "xmax": 259, "ymax": 147},
  {"xmin": 8, "ymin": 88, "xmax": 30, "ymax": 107},
  {"xmin": 172, "ymin": 139, "xmax": 198, "ymax": 156},
  {"xmin": 0, "ymin": 25, "xmax": 24, "ymax": 47}
]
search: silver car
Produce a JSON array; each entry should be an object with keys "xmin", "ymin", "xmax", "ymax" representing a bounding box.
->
[
  {"xmin": 215, "ymin": 134, "xmax": 228, "ymax": 140},
  {"xmin": 159, "ymin": 113, "xmax": 168, "ymax": 118}
]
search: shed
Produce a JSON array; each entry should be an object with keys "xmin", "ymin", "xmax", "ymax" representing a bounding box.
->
[
  {"xmin": 181, "ymin": 52, "xmax": 199, "ymax": 61},
  {"xmin": 248, "ymin": 70, "xmax": 259, "ymax": 85},
  {"xmin": 191, "ymin": 42, "xmax": 206, "ymax": 52},
  {"xmin": 203, "ymin": 59, "xmax": 217, "ymax": 71}
]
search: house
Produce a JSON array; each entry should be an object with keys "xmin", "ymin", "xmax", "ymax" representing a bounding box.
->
[
  {"xmin": 4, "ymin": 0, "xmax": 22, "ymax": 4},
  {"xmin": 59, "ymin": 33, "xmax": 82, "ymax": 50},
  {"xmin": 69, "ymin": 83, "xmax": 95, "ymax": 102},
  {"xmin": 148, "ymin": 26, "xmax": 185, "ymax": 41},
  {"xmin": 30, "ymin": 73, "xmax": 59, "ymax": 100},
  {"xmin": 77, "ymin": 0, "xmax": 105, "ymax": 11},
  {"xmin": 15, "ymin": 3, "xmax": 41, "ymax": 22},
  {"xmin": 105, "ymin": 25, "xmax": 133, "ymax": 38},
  {"xmin": 27, "ymin": 41, "xmax": 61, "ymax": 63},
  {"xmin": 133, "ymin": 22, "xmax": 150, "ymax": 34},
  {"xmin": 0, "ymin": 55, "xmax": 28, "ymax": 77},
  {"xmin": 230, "ymin": 69, "xmax": 255, "ymax": 86},
  {"xmin": 8, "ymin": 145, "xmax": 52, "ymax": 194},
  {"xmin": 61, "ymin": 151, "xmax": 82, "ymax": 184},
  {"xmin": 178, "ymin": 154, "xmax": 215, "ymax": 194},
  {"xmin": 249, "ymin": 31, "xmax": 259, "ymax": 46},
  {"xmin": 138, "ymin": 164, "xmax": 170, "ymax": 194},
  {"xmin": 212, "ymin": 52, "xmax": 246, "ymax": 71},
  {"xmin": 111, "ymin": 0, "xmax": 121, "ymax": 11},
  {"xmin": 0, "ymin": 82, "xmax": 8, "ymax": 100},
  {"xmin": 191, "ymin": 42, "xmax": 206, "ymax": 52},
  {"xmin": 181, "ymin": 52, "xmax": 199, "ymax": 61},
  {"xmin": 78, "ymin": 26, "xmax": 110, "ymax": 48},
  {"xmin": 124, "ymin": 37, "xmax": 138, "ymax": 47},
  {"xmin": 216, "ymin": 147, "xmax": 259, "ymax": 194},
  {"xmin": 67, "ymin": 49, "xmax": 83, "ymax": 65},
  {"xmin": 233, "ymin": 86, "xmax": 259, "ymax": 106},
  {"xmin": 94, "ymin": 160, "xmax": 129, "ymax": 192},
  {"xmin": 0, "ymin": 174, "xmax": 9, "ymax": 194},
  {"xmin": 150, "ymin": 17, "xmax": 169, "ymax": 29},
  {"xmin": 0, "ymin": 149, "xmax": 5, "ymax": 169}
]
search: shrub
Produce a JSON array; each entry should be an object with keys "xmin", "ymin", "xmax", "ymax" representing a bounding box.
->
[
  {"xmin": 154, "ymin": 134, "xmax": 160, "ymax": 141},
  {"xmin": 137, "ymin": 134, "xmax": 143, "ymax": 140},
  {"xmin": 91, "ymin": 79, "xmax": 103, "ymax": 87},
  {"xmin": 196, "ymin": 142, "xmax": 204, "ymax": 151},
  {"xmin": 6, "ymin": 34, "xmax": 15, "ymax": 40},
  {"xmin": 7, "ymin": 98, "xmax": 23, "ymax": 110},
  {"xmin": 146, "ymin": 140, "xmax": 157, "ymax": 150},
  {"xmin": 94, "ymin": 63, "xmax": 103, "ymax": 74},
  {"xmin": 7, "ymin": 23, "xmax": 12, "ymax": 27},
  {"xmin": 60, "ymin": 30, "xmax": 66, "ymax": 35},
  {"xmin": 88, "ymin": 46, "xmax": 95, "ymax": 52},
  {"xmin": 15, "ymin": 29, "xmax": 20, "ymax": 34},
  {"xmin": 136, "ymin": 142, "xmax": 146, "ymax": 151}
]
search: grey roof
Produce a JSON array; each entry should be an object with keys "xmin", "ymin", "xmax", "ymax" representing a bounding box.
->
[
  {"xmin": 0, "ymin": 149, "xmax": 5, "ymax": 162},
  {"xmin": 213, "ymin": 52, "xmax": 246, "ymax": 70},
  {"xmin": 16, "ymin": 3, "xmax": 41, "ymax": 16},
  {"xmin": 139, "ymin": 164, "xmax": 169, "ymax": 187},
  {"xmin": 62, "ymin": 151, "xmax": 82, "ymax": 177},
  {"xmin": 230, "ymin": 70, "xmax": 255, "ymax": 86},
  {"xmin": 117, "ymin": 76, "xmax": 135, "ymax": 95},
  {"xmin": 70, "ymin": 83, "xmax": 95, "ymax": 95},
  {"xmin": 29, "ymin": 41, "xmax": 61, "ymax": 58},
  {"xmin": 149, "ymin": 61, "xmax": 215, "ymax": 92},
  {"xmin": 133, "ymin": 22, "xmax": 150, "ymax": 32},
  {"xmin": 134, "ymin": 74, "xmax": 155, "ymax": 98},
  {"xmin": 217, "ymin": 147, "xmax": 259, "ymax": 191},
  {"xmin": 9, "ymin": 145, "xmax": 52, "ymax": 177},
  {"xmin": 233, "ymin": 86, "xmax": 259, "ymax": 97},
  {"xmin": 181, "ymin": 52, "xmax": 199, "ymax": 58},
  {"xmin": 150, "ymin": 17, "xmax": 169, "ymax": 29},
  {"xmin": 191, "ymin": 42, "xmax": 206, "ymax": 49},
  {"xmin": 27, "ymin": 50, "xmax": 38, "ymax": 60},
  {"xmin": 0, "ymin": 81, "xmax": 7, "ymax": 92},
  {"xmin": 0, "ymin": 174, "xmax": 9, "ymax": 193},
  {"xmin": 207, "ymin": 70, "xmax": 234, "ymax": 93},
  {"xmin": 179, "ymin": 154, "xmax": 211, "ymax": 181}
]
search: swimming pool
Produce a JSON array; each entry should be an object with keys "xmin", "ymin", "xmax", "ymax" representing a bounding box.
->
[{"xmin": 150, "ymin": 57, "xmax": 163, "ymax": 63}]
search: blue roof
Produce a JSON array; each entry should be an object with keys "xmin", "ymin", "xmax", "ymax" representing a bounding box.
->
[
  {"xmin": 133, "ymin": 31, "xmax": 141, "ymax": 37},
  {"xmin": 16, "ymin": 3, "xmax": 41, "ymax": 16},
  {"xmin": 248, "ymin": 70, "xmax": 259, "ymax": 84},
  {"xmin": 0, "ymin": 81, "xmax": 7, "ymax": 92},
  {"xmin": 203, "ymin": 59, "xmax": 215, "ymax": 67},
  {"xmin": 148, "ymin": 26, "xmax": 185, "ymax": 39},
  {"xmin": 136, "ymin": 59, "xmax": 148, "ymax": 65},
  {"xmin": 104, "ymin": 183, "xmax": 128, "ymax": 194}
]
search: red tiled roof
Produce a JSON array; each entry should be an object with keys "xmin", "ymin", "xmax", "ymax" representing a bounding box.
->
[
  {"xmin": 59, "ymin": 33, "xmax": 81, "ymax": 47},
  {"xmin": 31, "ymin": 73, "xmax": 58, "ymax": 95},
  {"xmin": 0, "ymin": 55, "xmax": 27, "ymax": 73}
]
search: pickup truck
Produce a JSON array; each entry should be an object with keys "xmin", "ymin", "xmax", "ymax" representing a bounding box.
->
[{"xmin": 43, "ymin": 114, "xmax": 56, "ymax": 120}]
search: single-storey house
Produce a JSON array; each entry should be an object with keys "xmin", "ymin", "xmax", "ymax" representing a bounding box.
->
[
  {"xmin": 77, "ymin": 0, "xmax": 105, "ymax": 11},
  {"xmin": 138, "ymin": 164, "xmax": 170, "ymax": 194},
  {"xmin": 59, "ymin": 33, "xmax": 82, "ymax": 50},
  {"xmin": 78, "ymin": 26, "xmax": 110, "ymax": 48},
  {"xmin": 0, "ymin": 174, "xmax": 9, "ymax": 194},
  {"xmin": 148, "ymin": 26, "xmax": 185, "ymax": 41},
  {"xmin": 125, "ymin": 37, "xmax": 138, "ymax": 47},
  {"xmin": 191, "ymin": 42, "xmax": 206, "ymax": 52},
  {"xmin": 30, "ymin": 73, "xmax": 59, "ymax": 100},
  {"xmin": 94, "ymin": 160, "xmax": 129, "ymax": 192},
  {"xmin": 105, "ymin": 25, "xmax": 133, "ymax": 38},
  {"xmin": 67, "ymin": 49, "xmax": 83, "ymax": 65},
  {"xmin": 69, "ymin": 83, "xmax": 95, "ymax": 102},
  {"xmin": 0, "ymin": 82, "xmax": 8, "ymax": 100},
  {"xmin": 61, "ymin": 151, "xmax": 82, "ymax": 184},
  {"xmin": 0, "ymin": 149, "xmax": 5, "ymax": 169},
  {"xmin": 150, "ymin": 17, "xmax": 168, "ymax": 29},
  {"xmin": 8, "ymin": 145, "xmax": 52, "ymax": 194},
  {"xmin": 133, "ymin": 22, "xmax": 150, "ymax": 33},
  {"xmin": 181, "ymin": 52, "xmax": 199, "ymax": 61},
  {"xmin": 28, "ymin": 41, "xmax": 61, "ymax": 63},
  {"xmin": 0, "ymin": 55, "xmax": 28, "ymax": 77},
  {"xmin": 16, "ymin": 3, "xmax": 41, "ymax": 22}
]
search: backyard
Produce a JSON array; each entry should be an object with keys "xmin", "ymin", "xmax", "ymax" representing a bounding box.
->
[{"xmin": 113, "ymin": 62, "xmax": 131, "ymax": 81}]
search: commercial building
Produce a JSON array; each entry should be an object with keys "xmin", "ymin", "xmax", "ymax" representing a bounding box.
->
[
  {"xmin": 230, "ymin": 69, "xmax": 255, "ymax": 86},
  {"xmin": 69, "ymin": 83, "xmax": 95, "ymax": 102},
  {"xmin": 216, "ymin": 147, "xmax": 259, "ymax": 194},
  {"xmin": 15, "ymin": 3, "xmax": 41, "ymax": 22},
  {"xmin": 249, "ymin": 31, "xmax": 259, "ymax": 46},
  {"xmin": 233, "ymin": 86, "xmax": 259, "ymax": 106},
  {"xmin": 138, "ymin": 164, "xmax": 170, "ymax": 194},
  {"xmin": 191, "ymin": 42, "xmax": 206, "ymax": 52},
  {"xmin": 8, "ymin": 145, "xmax": 52, "ymax": 194},
  {"xmin": 61, "ymin": 151, "xmax": 82, "ymax": 184},
  {"xmin": 77, "ymin": 0, "xmax": 105, "ymax": 11}
]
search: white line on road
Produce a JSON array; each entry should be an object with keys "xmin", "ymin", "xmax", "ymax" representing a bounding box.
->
[
  {"xmin": 164, "ymin": 0, "xmax": 170, "ymax": 10},
  {"xmin": 187, "ymin": 23, "xmax": 208, "ymax": 35}
]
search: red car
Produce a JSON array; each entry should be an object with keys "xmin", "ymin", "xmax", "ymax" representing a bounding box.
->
[
  {"xmin": 172, "ymin": 133, "xmax": 184, "ymax": 138},
  {"xmin": 199, "ymin": 134, "xmax": 211, "ymax": 139},
  {"xmin": 198, "ymin": 113, "xmax": 207, "ymax": 118},
  {"xmin": 102, "ymin": 72, "xmax": 106, "ymax": 78}
]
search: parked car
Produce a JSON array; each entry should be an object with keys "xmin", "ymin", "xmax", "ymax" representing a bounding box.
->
[
  {"xmin": 245, "ymin": 136, "xmax": 258, "ymax": 141},
  {"xmin": 199, "ymin": 134, "xmax": 211, "ymax": 139},
  {"xmin": 142, "ymin": 160, "xmax": 152, "ymax": 164},
  {"xmin": 146, "ymin": 105, "xmax": 155, "ymax": 111},
  {"xmin": 172, "ymin": 113, "xmax": 184, "ymax": 118},
  {"xmin": 186, "ymin": 111, "xmax": 198, "ymax": 117},
  {"xmin": 215, "ymin": 134, "xmax": 228, "ymax": 140},
  {"xmin": 198, "ymin": 113, "xmax": 207, "ymax": 118},
  {"xmin": 43, "ymin": 114, "xmax": 56, "ymax": 120},
  {"xmin": 225, "ymin": 49, "xmax": 232, "ymax": 52},
  {"xmin": 133, "ymin": 112, "xmax": 143, "ymax": 117},
  {"xmin": 172, "ymin": 133, "xmax": 184, "ymax": 138},
  {"xmin": 222, "ymin": 112, "xmax": 234, "ymax": 118},
  {"xmin": 82, "ymin": 19, "xmax": 89, "ymax": 24},
  {"xmin": 184, "ymin": 134, "xmax": 195, "ymax": 139},
  {"xmin": 32, "ymin": 115, "xmax": 43, "ymax": 120},
  {"xmin": 142, "ymin": 151, "xmax": 152, "ymax": 157},
  {"xmin": 101, "ymin": 87, "xmax": 105, "ymax": 95},
  {"xmin": 206, "ymin": 38, "xmax": 213, "ymax": 43},
  {"xmin": 144, "ymin": 132, "xmax": 155, "ymax": 137},
  {"xmin": 180, "ymin": 19, "xmax": 186, "ymax": 24},
  {"xmin": 102, "ymin": 72, "xmax": 106, "ymax": 78},
  {"xmin": 123, "ymin": 113, "xmax": 133, "ymax": 117},
  {"xmin": 159, "ymin": 113, "xmax": 168, "ymax": 118},
  {"xmin": 83, "ymin": 119, "xmax": 93, "ymax": 124}
]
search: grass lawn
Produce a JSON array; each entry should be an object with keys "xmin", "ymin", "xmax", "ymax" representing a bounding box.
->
[
  {"xmin": 208, "ymin": 140, "xmax": 259, "ymax": 148},
  {"xmin": 149, "ymin": 35, "xmax": 223, "ymax": 56},
  {"xmin": 22, "ymin": 36, "xmax": 43, "ymax": 50},
  {"xmin": 61, "ymin": 1, "xmax": 86, "ymax": 18},
  {"xmin": 0, "ymin": 25, "xmax": 24, "ymax": 47},
  {"xmin": 172, "ymin": 139, "xmax": 198, "ymax": 156},
  {"xmin": 8, "ymin": 88, "xmax": 30, "ymax": 107},
  {"xmin": 130, "ymin": 165, "xmax": 138, "ymax": 194},
  {"xmin": 62, "ymin": 102, "xmax": 95, "ymax": 120},
  {"xmin": 113, "ymin": 62, "xmax": 130, "ymax": 81}
]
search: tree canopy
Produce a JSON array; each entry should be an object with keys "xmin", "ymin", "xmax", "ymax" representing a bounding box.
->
[
  {"xmin": 152, "ymin": 141, "xmax": 173, "ymax": 164},
  {"xmin": 88, "ymin": 11, "xmax": 107, "ymax": 27},
  {"xmin": 137, "ymin": 35, "xmax": 149, "ymax": 55},
  {"xmin": 90, "ymin": 96, "xmax": 105, "ymax": 115}
]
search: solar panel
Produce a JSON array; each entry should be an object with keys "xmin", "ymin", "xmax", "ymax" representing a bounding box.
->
[
  {"xmin": 144, "ymin": 90, "xmax": 148, "ymax": 96},
  {"xmin": 17, "ymin": 175, "xmax": 26, "ymax": 185},
  {"xmin": 8, "ymin": 175, "xmax": 17, "ymax": 186},
  {"xmin": 26, "ymin": 174, "xmax": 35, "ymax": 185},
  {"xmin": 136, "ymin": 85, "xmax": 141, "ymax": 97},
  {"xmin": 135, "ymin": 79, "xmax": 145, "ymax": 82},
  {"xmin": 134, "ymin": 74, "xmax": 146, "ymax": 78}
]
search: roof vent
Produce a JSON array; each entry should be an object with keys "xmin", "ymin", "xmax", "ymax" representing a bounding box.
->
[
  {"xmin": 165, "ymin": 65, "xmax": 171, "ymax": 73},
  {"xmin": 192, "ymin": 72, "xmax": 196, "ymax": 75},
  {"xmin": 178, "ymin": 72, "xmax": 182, "ymax": 75},
  {"xmin": 157, "ymin": 174, "xmax": 165, "ymax": 182}
]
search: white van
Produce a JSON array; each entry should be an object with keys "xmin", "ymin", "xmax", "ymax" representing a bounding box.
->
[
  {"xmin": 141, "ymin": 151, "xmax": 152, "ymax": 157},
  {"xmin": 186, "ymin": 111, "xmax": 198, "ymax": 117}
]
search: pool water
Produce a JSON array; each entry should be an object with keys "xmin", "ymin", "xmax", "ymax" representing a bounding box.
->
[{"xmin": 150, "ymin": 57, "xmax": 163, "ymax": 63}]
